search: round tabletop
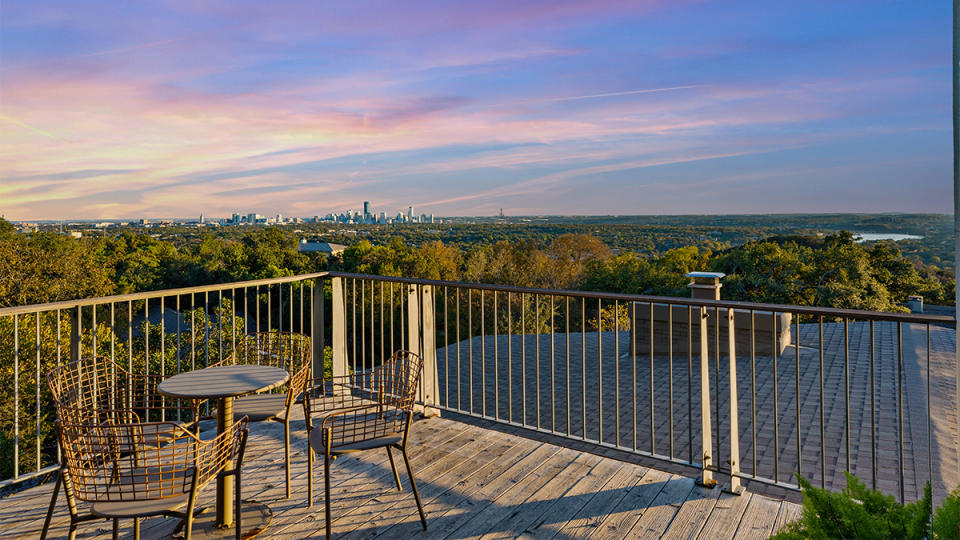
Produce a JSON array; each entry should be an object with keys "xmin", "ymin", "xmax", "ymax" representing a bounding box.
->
[{"xmin": 158, "ymin": 365, "xmax": 290, "ymax": 400}]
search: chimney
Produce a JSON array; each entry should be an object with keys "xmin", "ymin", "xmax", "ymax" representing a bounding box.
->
[{"xmin": 685, "ymin": 272, "xmax": 726, "ymax": 300}]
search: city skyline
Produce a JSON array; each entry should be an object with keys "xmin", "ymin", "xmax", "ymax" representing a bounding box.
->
[{"xmin": 1, "ymin": 1, "xmax": 953, "ymax": 220}]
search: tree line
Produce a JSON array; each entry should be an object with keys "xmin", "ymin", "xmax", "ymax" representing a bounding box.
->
[{"xmin": 0, "ymin": 218, "xmax": 951, "ymax": 311}]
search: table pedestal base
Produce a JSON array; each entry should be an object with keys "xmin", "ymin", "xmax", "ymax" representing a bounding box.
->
[{"xmin": 174, "ymin": 501, "xmax": 272, "ymax": 539}]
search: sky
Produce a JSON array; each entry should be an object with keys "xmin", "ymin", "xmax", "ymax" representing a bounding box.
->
[{"xmin": 0, "ymin": 0, "xmax": 952, "ymax": 220}]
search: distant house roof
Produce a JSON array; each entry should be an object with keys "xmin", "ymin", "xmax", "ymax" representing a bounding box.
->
[{"xmin": 298, "ymin": 239, "xmax": 346, "ymax": 255}]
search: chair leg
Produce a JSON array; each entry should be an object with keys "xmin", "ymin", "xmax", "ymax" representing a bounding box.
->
[
  {"xmin": 400, "ymin": 446, "xmax": 427, "ymax": 530},
  {"xmin": 185, "ymin": 475, "xmax": 199, "ymax": 540},
  {"xmin": 112, "ymin": 518, "xmax": 119, "ymax": 540},
  {"xmin": 133, "ymin": 517, "xmax": 140, "ymax": 540},
  {"xmin": 307, "ymin": 440, "xmax": 314, "ymax": 507},
  {"xmin": 40, "ymin": 469, "xmax": 62, "ymax": 540},
  {"xmin": 235, "ymin": 467, "xmax": 243, "ymax": 540},
  {"xmin": 324, "ymin": 450, "xmax": 332, "ymax": 540},
  {"xmin": 284, "ymin": 420, "xmax": 291, "ymax": 499},
  {"xmin": 68, "ymin": 522, "xmax": 77, "ymax": 540},
  {"xmin": 386, "ymin": 447, "xmax": 402, "ymax": 491}
]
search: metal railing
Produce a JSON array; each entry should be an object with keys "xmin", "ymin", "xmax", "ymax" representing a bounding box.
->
[{"xmin": 2, "ymin": 271, "xmax": 956, "ymax": 506}]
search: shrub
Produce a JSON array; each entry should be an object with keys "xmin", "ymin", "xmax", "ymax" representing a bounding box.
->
[
  {"xmin": 770, "ymin": 472, "xmax": 931, "ymax": 539},
  {"xmin": 933, "ymin": 487, "xmax": 960, "ymax": 540}
]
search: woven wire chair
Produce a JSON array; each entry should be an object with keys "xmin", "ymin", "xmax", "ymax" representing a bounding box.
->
[
  {"xmin": 47, "ymin": 356, "xmax": 201, "ymax": 428},
  {"xmin": 213, "ymin": 331, "xmax": 311, "ymax": 498},
  {"xmin": 40, "ymin": 358, "xmax": 232, "ymax": 540},
  {"xmin": 302, "ymin": 350, "xmax": 426, "ymax": 539},
  {"xmin": 51, "ymin": 408, "xmax": 247, "ymax": 540}
]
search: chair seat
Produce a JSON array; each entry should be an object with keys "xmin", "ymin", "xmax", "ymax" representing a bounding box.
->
[
  {"xmin": 91, "ymin": 493, "xmax": 191, "ymax": 518},
  {"xmin": 212, "ymin": 394, "xmax": 287, "ymax": 422},
  {"xmin": 308, "ymin": 427, "xmax": 402, "ymax": 454}
]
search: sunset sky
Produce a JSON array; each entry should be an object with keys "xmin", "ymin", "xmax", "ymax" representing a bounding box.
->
[{"xmin": 0, "ymin": 1, "xmax": 952, "ymax": 219}]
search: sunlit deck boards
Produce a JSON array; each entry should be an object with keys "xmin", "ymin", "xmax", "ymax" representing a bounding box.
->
[{"xmin": 0, "ymin": 414, "xmax": 798, "ymax": 539}]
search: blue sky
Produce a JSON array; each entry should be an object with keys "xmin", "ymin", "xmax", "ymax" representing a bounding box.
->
[{"xmin": 0, "ymin": 0, "xmax": 951, "ymax": 219}]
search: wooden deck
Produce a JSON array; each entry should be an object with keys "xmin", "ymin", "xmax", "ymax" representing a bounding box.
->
[{"xmin": 0, "ymin": 412, "xmax": 800, "ymax": 539}]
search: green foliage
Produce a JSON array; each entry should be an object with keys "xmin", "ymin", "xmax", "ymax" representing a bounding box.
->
[
  {"xmin": 933, "ymin": 487, "xmax": 960, "ymax": 539},
  {"xmin": 770, "ymin": 473, "xmax": 932, "ymax": 540}
]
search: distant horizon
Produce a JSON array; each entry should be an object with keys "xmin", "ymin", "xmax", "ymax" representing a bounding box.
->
[
  {"xmin": 5, "ymin": 211, "xmax": 952, "ymax": 223},
  {"xmin": 2, "ymin": 1, "xmax": 952, "ymax": 219}
]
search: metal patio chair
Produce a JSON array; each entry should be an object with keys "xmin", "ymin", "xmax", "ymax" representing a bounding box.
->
[
  {"xmin": 41, "ymin": 357, "xmax": 217, "ymax": 538},
  {"xmin": 45, "ymin": 408, "xmax": 248, "ymax": 540},
  {"xmin": 301, "ymin": 350, "xmax": 426, "ymax": 539},
  {"xmin": 212, "ymin": 331, "xmax": 312, "ymax": 498}
]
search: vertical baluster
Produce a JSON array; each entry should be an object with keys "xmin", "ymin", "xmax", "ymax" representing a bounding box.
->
[
  {"xmin": 35, "ymin": 313, "xmax": 41, "ymax": 472},
  {"xmin": 494, "ymin": 291, "xmax": 499, "ymax": 420},
  {"xmin": 751, "ymin": 310, "xmax": 756, "ymax": 477},
  {"xmin": 715, "ymin": 306, "xmax": 720, "ymax": 476},
  {"xmin": 14, "ymin": 314, "xmax": 19, "ymax": 479},
  {"xmin": 508, "ymin": 292, "xmax": 512, "ymax": 423},
  {"xmin": 614, "ymin": 300, "xmax": 619, "ymax": 447},
  {"xmin": 536, "ymin": 295, "xmax": 541, "ymax": 431},
  {"xmin": 844, "ymin": 319, "xmax": 850, "ymax": 474},
  {"xmin": 795, "ymin": 313, "xmax": 801, "ymax": 481},
  {"xmin": 688, "ymin": 306, "xmax": 693, "ymax": 463},
  {"xmin": 443, "ymin": 286, "xmax": 448, "ymax": 408},
  {"xmin": 581, "ymin": 298, "xmax": 586, "ymax": 441},
  {"xmin": 361, "ymin": 279, "xmax": 365, "ymax": 372},
  {"xmin": 597, "ymin": 297, "xmax": 602, "ymax": 443},
  {"xmin": 819, "ymin": 316, "xmax": 825, "ymax": 489},
  {"xmin": 927, "ymin": 323, "xmax": 933, "ymax": 507},
  {"xmin": 481, "ymin": 290, "xmax": 486, "ymax": 418},
  {"xmin": 204, "ymin": 291, "xmax": 210, "ymax": 368},
  {"xmin": 650, "ymin": 301, "xmax": 655, "ymax": 454},
  {"xmin": 635, "ymin": 301, "xmax": 639, "ymax": 452},
  {"xmin": 669, "ymin": 302, "xmax": 674, "ymax": 459},
  {"xmin": 551, "ymin": 295, "xmax": 556, "ymax": 433},
  {"xmin": 161, "ymin": 296, "xmax": 166, "ymax": 421},
  {"xmin": 469, "ymin": 289, "xmax": 474, "ymax": 415},
  {"xmin": 523, "ymin": 294, "xmax": 528, "ymax": 427},
  {"xmin": 773, "ymin": 311, "xmax": 780, "ymax": 483},
  {"xmin": 566, "ymin": 296, "xmax": 571, "ymax": 437},
  {"xmin": 871, "ymin": 320, "xmax": 876, "ymax": 490},
  {"xmin": 898, "ymin": 321, "xmax": 905, "ymax": 503}
]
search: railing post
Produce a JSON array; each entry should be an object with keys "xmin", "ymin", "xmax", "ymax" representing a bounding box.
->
[
  {"xmin": 408, "ymin": 284, "xmax": 440, "ymax": 417},
  {"xmin": 330, "ymin": 277, "xmax": 349, "ymax": 379},
  {"xmin": 726, "ymin": 307, "xmax": 744, "ymax": 494},
  {"xmin": 312, "ymin": 278, "xmax": 326, "ymax": 379},
  {"xmin": 70, "ymin": 305, "xmax": 81, "ymax": 364},
  {"xmin": 699, "ymin": 306, "xmax": 716, "ymax": 487}
]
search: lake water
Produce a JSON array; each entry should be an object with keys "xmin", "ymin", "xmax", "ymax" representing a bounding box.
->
[{"xmin": 854, "ymin": 232, "xmax": 923, "ymax": 242}]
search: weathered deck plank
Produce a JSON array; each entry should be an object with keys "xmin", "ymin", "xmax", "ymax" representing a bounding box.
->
[
  {"xmin": 696, "ymin": 490, "xmax": 754, "ymax": 540},
  {"xmin": 0, "ymin": 415, "xmax": 799, "ymax": 539},
  {"xmin": 733, "ymin": 493, "xmax": 783, "ymax": 539}
]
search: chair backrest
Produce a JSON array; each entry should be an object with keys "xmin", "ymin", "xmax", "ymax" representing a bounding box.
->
[
  {"xmin": 225, "ymin": 331, "xmax": 311, "ymax": 372},
  {"xmin": 376, "ymin": 350, "xmax": 423, "ymax": 413},
  {"xmin": 225, "ymin": 331, "xmax": 312, "ymax": 407},
  {"xmin": 48, "ymin": 357, "xmax": 196, "ymax": 425},
  {"xmin": 47, "ymin": 357, "xmax": 131, "ymax": 421},
  {"xmin": 58, "ymin": 415, "xmax": 246, "ymax": 503}
]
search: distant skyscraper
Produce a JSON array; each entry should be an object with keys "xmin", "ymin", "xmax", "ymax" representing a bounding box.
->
[
  {"xmin": 408, "ymin": 206, "xmax": 414, "ymax": 220},
  {"xmin": 363, "ymin": 201, "xmax": 371, "ymax": 221},
  {"xmin": 199, "ymin": 213, "xmax": 204, "ymax": 224},
  {"xmin": 231, "ymin": 213, "xmax": 240, "ymax": 225}
]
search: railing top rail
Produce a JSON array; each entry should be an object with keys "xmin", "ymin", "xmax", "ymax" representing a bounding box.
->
[
  {"xmin": 0, "ymin": 272, "xmax": 331, "ymax": 316},
  {"xmin": 325, "ymin": 271, "xmax": 956, "ymax": 324},
  {"xmin": 0, "ymin": 269, "xmax": 952, "ymax": 325}
]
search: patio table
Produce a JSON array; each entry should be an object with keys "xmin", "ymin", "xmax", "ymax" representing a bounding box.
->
[{"xmin": 159, "ymin": 364, "xmax": 289, "ymax": 536}]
